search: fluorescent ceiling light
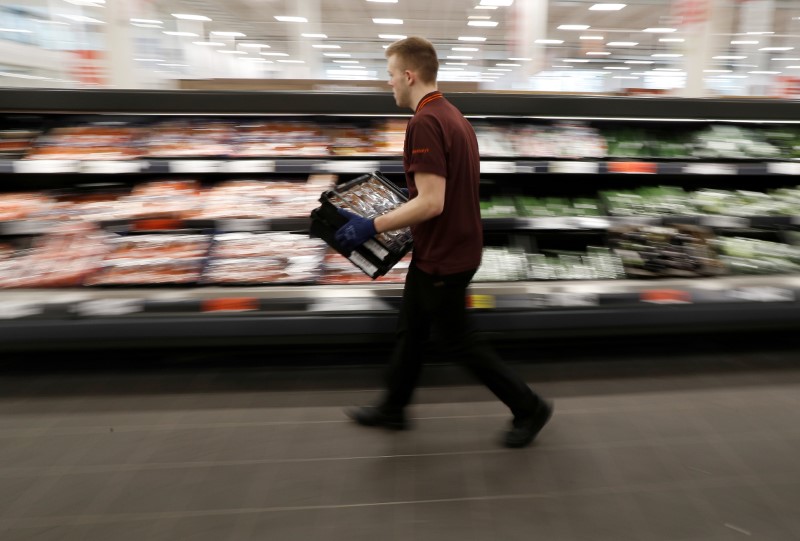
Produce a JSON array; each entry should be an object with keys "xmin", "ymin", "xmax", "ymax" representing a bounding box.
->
[
  {"xmin": 440, "ymin": 67, "xmax": 464, "ymax": 71},
  {"xmin": 302, "ymin": 33, "xmax": 327, "ymax": 38},
  {"xmin": 275, "ymin": 16, "xmax": 308, "ymax": 23},
  {"xmin": 469, "ymin": 21, "xmax": 499, "ymax": 27},
  {"xmin": 747, "ymin": 31, "xmax": 773, "ymax": 35},
  {"xmin": 333, "ymin": 60, "xmax": 359, "ymax": 63},
  {"xmin": 135, "ymin": 58, "xmax": 163, "ymax": 62},
  {"xmin": 130, "ymin": 19, "xmax": 162, "ymax": 25},
  {"xmin": 786, "ymin": 66, "xmax": 800, "ymax": 69},
  {"xmin": 193, "ymin": 41, "xmax": 225, "ymax": 46},
  {"xmin": 731, "ymin": 40, "xmax": 758, "ymax": 45},
  {"xmin": 713, "ymin": 55, "xmax": 746, "ymax": 59},
  {"xmin": 278, "ymin": 59, "xmax": 305, "ymax": 63},
  {"xmin": 643, "ymin": 27, "xmax": 676, "ymax": 33},
  {"xmin": 64, "ymin": 0, "xmax": 104, "ymax": 5},
  {"xmin": 604, "ymin": 66, "xmax": 630, "ymax": 70},
  {"xmin": 487, "ymin": 68, "xmax": 512, "ymax": 71},
  {"xmin": 580, "ymin": 35, "xmax": 604, "ymax": 40},
  {"xmin": 469, "ymin": 16, "xmax": 491, "ymax": 20},
  {"xmin": 552, "ymin": 65, "xmax": 573, "ymax": 68},
  {"xmin": 660, "ymin": 38, "xmax": 684, "ymax": 43},
  {"xmin": 172, "ymin": 14, "xmax": 211, "ymax": 21},
  {"xmin": 590, "ymin": 3, "xmax": 626, "ymax": 10},
  {"xmin": 653, "ymin": 68, "xmax": 682, "ymax": 71},
  {"xmin": 496, "ymin": 63, "xmax": 521, "ymax": 66},
  {"xmin": 324, "ymin": 53, "xmax": 351, "ymax": 57},
  {"xmin": 59, "ymin": 14, "xmax": 105, "ymax": 23},
  {"xmin": 459, "ymin": 36, "xmax": 487, "ymax": 41},
  {"xmin": 0, "ymin": 71, "xmax": 49, "ymax": 80},
  {"xmin": 613, "ymin": 76, "xmax": 639, "ymax": 79},
  {"xmin": 558, "ymin": 25, "xmax": 590, "ymax": 30},
  {"xmin": 749, "ymin": 70, "xmax": 780, "ymax": 74},
  {"xmin": 158, "ymin": 63, "xmax": 188, "ymax": 67},
  {"xmin": 479, "ymin": 0, "xmax": 513, "ymax": 5},
  {"xmin": 563, "ymin": 59, "xmax": 590, "ymax": 63},
  {"xmin": 446, "ymin": 62, "xmax": 468, "ymax": 65},
  {"xmin": 704, "ymin": 69, "xmax": 732, "ymax": 73},
  {"xmin": 760, "ymin": 47, "xmax": 794, "ymax": 51},
  {"xmin": 163, "ymin": 31, "xmax": 198, "ymax": 36},
  {"xmin": 625, "ymin": 60, "xmax": 654, "ymax": 64},
  {"xmin": 607, "ymin": 41, "xmax": 637, "ymax": 46},
  {"xmin": 373, "ymin": 18, "xmax": 403, "ymax": 24},
  {"xmin": 132, "ymin": 23, "xmax": 162, "ymax": 28},
  {"xmin": 211, "ymin": 31, "xmax": 246, "ymax": 37},
  {"xmin": 239, "ymin": 43, "xmax": 270, "ymax": 48},
  {"xmin": 379, "ymin": 34, "xmax": 407, "ymax": 39},
  {"xmin": 535, "ymin": 39, "xmax": 564, "ymax": 44},
  {"xmin": 453, "ymin": 47, "xmax": 479, "ymax": 51},
  {"xmin": 772, "ymin": 57, "xmax": 800, "ymax": 61},
  {"xmin": 447, "ymin": 55, "xmax": 473, "ymax": 59},
  {"xmin": 587, "ymin": 52, "xmax": 611, "ymax": 55},
  {"xmin": 261, "ymin": 52, "xmax": 289, "ymax": 56},
  {"xmin": 652, "ymin": 53, "xmax": 682, "ymax": 57},
  {"xmin": 218, "ymin": 50, "xmax": 247, "ymax": 54},
  {"xmin": 313, "ymin": 44, "xmax": 341, "ymax": 49},
  {"xmin": 508, "ymin": 57, "xmax": 532, "ymax": 61},
  {"xmin": 0, "ymin": 28, "xmax": 32, "ymax": 33}
]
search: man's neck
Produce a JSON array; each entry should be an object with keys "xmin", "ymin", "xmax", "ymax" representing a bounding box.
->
[{"xmin": 409, "ymin": 85, "xmax": 439, "ymax": 112}]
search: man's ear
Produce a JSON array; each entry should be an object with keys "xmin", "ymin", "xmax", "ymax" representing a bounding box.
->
[{"xmin": 404, "ymin": 69, "xmax": 415, "ymax": 86}]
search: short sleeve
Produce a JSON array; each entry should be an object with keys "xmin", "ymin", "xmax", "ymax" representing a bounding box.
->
[{"xmin": 406, "ymin": 115, "xmax": 447, "ymax": 178}]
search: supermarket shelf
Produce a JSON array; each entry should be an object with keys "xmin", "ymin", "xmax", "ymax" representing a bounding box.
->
[
  {"xmin": 3, "ymin": 159, "xmax": 800, "ymax": 177},
  {"xmin": 2, "ymin": 89, "xmax": 800, "ymax": 121},
  {"xmin": 1, "ymin": 276, "xmax": 800, "ymax": 346}
]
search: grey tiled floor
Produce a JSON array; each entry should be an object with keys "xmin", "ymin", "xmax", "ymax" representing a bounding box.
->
[{"xmin": 1, "ymin": 339, "xmax": 799, "ymax": 540}]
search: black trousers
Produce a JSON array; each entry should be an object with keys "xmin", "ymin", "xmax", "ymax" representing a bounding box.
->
[{"xmin": 381, "ymin": 263, "xmax": 540, "ymax": 418}]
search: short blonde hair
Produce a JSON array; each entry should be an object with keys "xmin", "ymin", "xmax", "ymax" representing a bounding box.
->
[{"xmin": 385, "ymin": 37, "xmax": 438, "ymax": 84}]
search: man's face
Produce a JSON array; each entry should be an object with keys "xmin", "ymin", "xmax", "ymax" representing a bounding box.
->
[{"xmin": 387, "ymin": 55, "xmax": 411, "ymax": 108}]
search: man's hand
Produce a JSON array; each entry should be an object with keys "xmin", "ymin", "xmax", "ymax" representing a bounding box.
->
[{"xmin": 334, "ymin": 208, "xmax": 377, "ymax": 253}]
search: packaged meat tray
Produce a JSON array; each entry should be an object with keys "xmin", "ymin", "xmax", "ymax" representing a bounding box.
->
[
  {"xmin": 310, "ymin": 171, "xmax": 412, "ymax": 279},
  {"xmin": 85, "ymin": 258, "xmax": 204, "ymax": 286},
  {"xmin": 120, "ymin": 180, "xmax": 202, "ymax": 220},
  {"xmin": 0, "ymin": 225, "xmax": 111, "ymax": 288},
  {"xmin": 319, "ymin": 250, "xmax": 410, "ymax": 284},
  {"xmin": 0, "ymin": 129, "xmax": 40, "ymax": 157},
  {"xmin": 142, "ymin": 120, "xmax": 235, "ymax": 157},
  {"xmin": 0, "ymin": 193, "xmax": 56, "ymax": 221},
  {"xmin": 104, "ymin": 233, "xmax": 211, "ymax": 260},
  {"xmin": 26, "ymin": 124, "xmax": 142, "ymax": 160},
  {"xmin": 231, "ymin": 121, "xmax": 331, "ymax": 157},
  {"xmin": 204, "ymin": 232, "xmax": 326, "ymax": 284}
]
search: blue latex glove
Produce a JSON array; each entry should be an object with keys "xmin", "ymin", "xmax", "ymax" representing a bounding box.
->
[{"xmin": 335, "ymin": 208, "xmax": 377, "ymax": 253}]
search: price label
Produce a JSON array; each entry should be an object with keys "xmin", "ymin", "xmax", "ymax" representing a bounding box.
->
[
  {"xmin": 727, "ymin": 287, "xmax": 794, "ymax": 303},
  {"xmin": 80, "ymin": 161, "xmax": 143, "ymax": 174},
  {"xmin": 767, "ymin": 162, "xmax": 800, "ymax": 176},
  {"xmin": 13, "ymin": 160, "xmax": 79, "ymax": 174},
  {"xmin": 217, "ymin": 219, "xmax": 271, "ymax": 232},
  {"xmin": 76, "ymin": 298, "xmax": 144, "ymax": 317},
  {"xmin": 683, "ymin": 163, "xmax": 736, "ymax": 175},
  {"xmin": 480, "ymin": 161, "xmax": 517, "ymax": 174},
  {"xmin": 363, "ymin": 239, "xmax": 389, "ymax": 260},
  {"xmin": 607, "ymin": 162, "xmax": 657, "ymax": 174},
  {"xmin": 348, "ymin": 251, "xmax": 379, "ymax": 277},
  {"xmin": 0, "ymin": 301, "xmax": 43, "ymax": 319},
  {"xmin": 316, "ymin": 160, "xmax": 379, "ymax": 174},
  {"xmin": 701, "ymin": 216, "xmax": 749, "ymax": 228},
  {"xmin": 467, "ymin": 294, "xmax": 496, "ymax": 309},
  {"xmin": 221, "ymin": 160, "xmax": 276, "ymax": 174},
  {"xmin": 168, "ymin": 160, "xmax": 223, "ymax": 173},
  {"xmin": 309, "ymin": 298, "xmax": 380, "ymax": 312},
  {"xmin": 549, "ymin": 161, "xmax": 599, "ymax": 174},
  {"xmin": 548, "ymin": 292, "xmax": 599, "ymax": 307}
]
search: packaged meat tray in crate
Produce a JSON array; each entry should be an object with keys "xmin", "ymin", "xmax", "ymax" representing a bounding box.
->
[{"xmin": 310, "ymin": 171, "xmax": 412, "ymax": 279}]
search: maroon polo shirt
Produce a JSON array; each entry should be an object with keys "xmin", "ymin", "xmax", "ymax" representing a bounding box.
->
[{"xmin": 403, "ymin": 91, "xmax": 483, "ymax": 275}]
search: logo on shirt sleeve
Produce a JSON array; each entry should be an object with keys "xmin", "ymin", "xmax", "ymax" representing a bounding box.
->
[{"xmin": 412, "ymin": 148, "xmax": 430, "ymax": 155}]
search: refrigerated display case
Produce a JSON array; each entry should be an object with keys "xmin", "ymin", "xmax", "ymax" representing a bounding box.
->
[{"xmin": 2, "ymin": 88, "xmax": 800, "ymax": 349}]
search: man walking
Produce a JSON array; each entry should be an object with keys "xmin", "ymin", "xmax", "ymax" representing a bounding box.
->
[{"xmin": 335, "ymin": 37, "xmax": 551, "ymax": 448}]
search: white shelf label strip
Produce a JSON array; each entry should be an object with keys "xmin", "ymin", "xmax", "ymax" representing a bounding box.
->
[
  {"xmin": 169, "ymin": 160, "xmax": 223, "ymax": 173},
  {"xmin": 13, "ymin": 160, "xmax": 79, "ymax": 174}
]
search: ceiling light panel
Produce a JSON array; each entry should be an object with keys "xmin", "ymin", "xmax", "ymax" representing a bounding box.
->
[
  {"xmin": 607, "ymin": 42, "xmax": 637, "ymax": 46},
  {"xmin": 643, "ymin": 28, "xmax": 676, "ymax": 33},
  {"xmin": 163, "ymin": 31, "xmax": 197, "ymax": 36},
  {"xmin": 589, "ymin": 4, "xmax": 626, "ymax": 10},
  {"xmin": 172, "ymin": 14, "xmax": 211, "ymax": 21},
  {"xmin": 211, "ymin": 31, "xmax": 246, "ymax": 37},
  {"xmin": 459, "ymin": 36, "xmax": 487, "ymax": 41},
  {"xmin": 302, "ymin": 33, "xmax": 327, "ymax": 38},
  {"xmin": 468, "ymin": 21, "xmax": 499, "ymax": 27},
  {"xmin": 313, "ymin": 44, "xmax": 341, "ymax": 49},
  {"xmin": 479, "ymin": 0, "xmax": 513, "ymax": 5},
  {"xmin": 379, "ymin": 34, "xmax": 407, "ymax": 39},
  {"xmin": 558, "ymin": 25, "xmax": 591, "ymax": 30},
  {"xmin": 453, "ymin": 47, "xmax": 479, "ymax": 51},
  {"xmin": 193, "ymin": 41, "xmax": 225, "ymax": 46},
  {"xmin": 580, "ymin": 36, "xmax": 604, "ymax": 40},
  {"xmin": 275, "ymin": 16, "xmax": 308, "ymax": 23},
  {"xmin": 131, "ymin": 19, "xmax": 162, "ymax": 25}
]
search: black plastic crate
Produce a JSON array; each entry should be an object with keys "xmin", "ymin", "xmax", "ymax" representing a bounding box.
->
[{"xmin": 310, "ymin": 171, "xmax": 412, "ymax": 279}]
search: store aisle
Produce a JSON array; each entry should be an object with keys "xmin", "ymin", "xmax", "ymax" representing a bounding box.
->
[{"xmin": 0, "ymin": 336, "xmax": 799, "ymax": 541}]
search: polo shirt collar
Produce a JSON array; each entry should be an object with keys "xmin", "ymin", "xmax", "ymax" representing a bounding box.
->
[{"xmin": 415, "ymin": 91, "xmax": 443, "ymax": 113}]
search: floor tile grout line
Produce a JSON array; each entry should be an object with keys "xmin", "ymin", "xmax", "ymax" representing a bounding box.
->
[{"xmin": 3, "ymin": 473, "xmax": 800, "ymax": 531}]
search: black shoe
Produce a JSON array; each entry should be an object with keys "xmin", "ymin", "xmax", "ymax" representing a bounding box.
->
[
  {"xmin": 346, "ymin": 406, "xmax": 408, "ymax": 430},
  {"xmin": 504, "ymin": 400, "xmax": 553, "ymax": 448}
]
